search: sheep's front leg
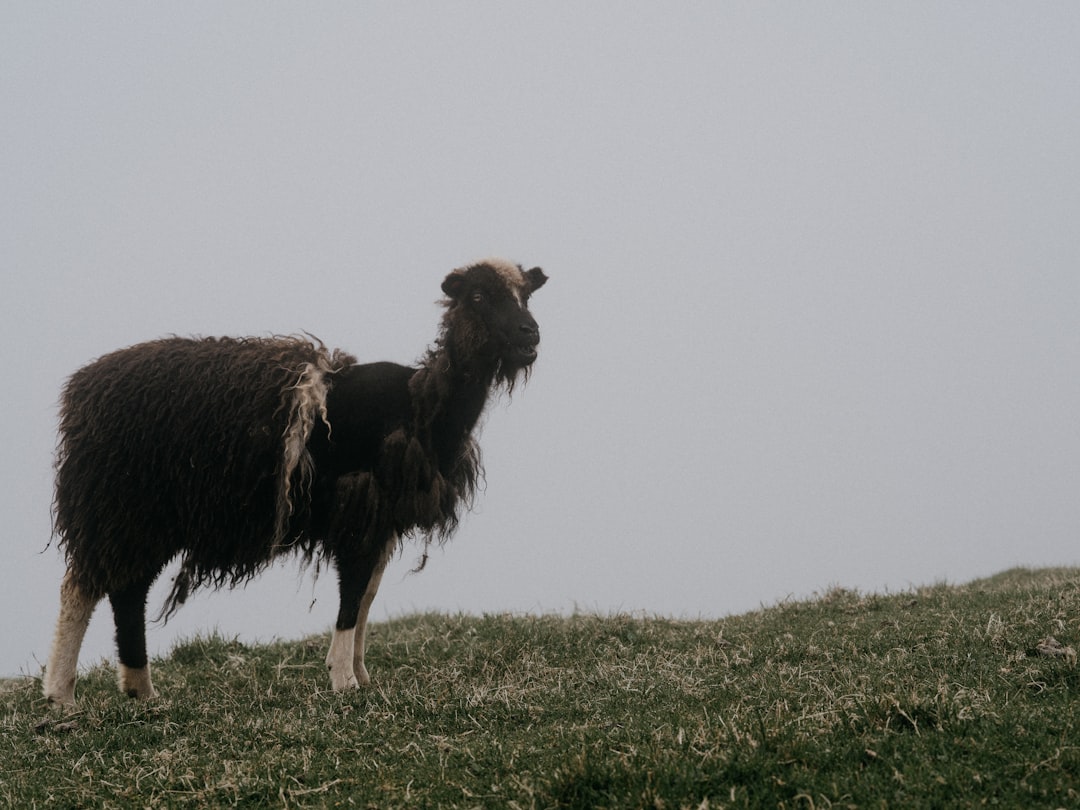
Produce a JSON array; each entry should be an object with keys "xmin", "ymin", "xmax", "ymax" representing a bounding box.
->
[
  {"xmin": 352, "ymin": 543, "xmax": 391, "ymax": 685},
  {"xmin": 326, "ymin": 539, "xmax": 392, "ymax": 691},
  {"xmin": 43, "ymin": 570, "xmax": 99, "ymax": 706}
]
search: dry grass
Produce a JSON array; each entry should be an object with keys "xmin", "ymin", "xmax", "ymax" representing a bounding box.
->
[{"xmin": 3, "ymin": 567, "xmax": 1080, "ymax": 807}]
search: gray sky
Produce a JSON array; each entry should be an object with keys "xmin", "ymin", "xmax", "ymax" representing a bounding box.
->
[{"xmin": 3, "ymin": 4, "xmax": 1079, "ymax": 678}]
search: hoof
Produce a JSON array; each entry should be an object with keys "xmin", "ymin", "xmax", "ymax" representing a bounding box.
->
[
  {"xmin": 329, "ymin": 670, "xmax": 360, "ymax": 691},
  {"xmin": 44, "ymin": 691, "xmax": 76, "ymax": 708},
  {"xmin": 118, "ymin": 665, "xmax": 158, "ymax": 699},
  {"xmin": 353, "ymin": 663, "xmax": 371, "ymax": 686},
  {"xmin": 43, "ymin": 674, "xmax": 77, "ymax": 708}
]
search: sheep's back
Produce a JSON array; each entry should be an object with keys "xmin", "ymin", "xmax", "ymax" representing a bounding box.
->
[{"xmin": 54, "ymin": 336, "xmax": 353, "ymax": 597}]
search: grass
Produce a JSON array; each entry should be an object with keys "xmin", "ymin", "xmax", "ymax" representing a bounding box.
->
[{"xmin": 3, "ymin": 567, "xmax": 1080, "ymax": 808}]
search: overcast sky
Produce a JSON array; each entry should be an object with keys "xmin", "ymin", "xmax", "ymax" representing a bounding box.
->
[{"xmin": 3, "ymin": 4, "xmax": 1078, "ymax": 679}]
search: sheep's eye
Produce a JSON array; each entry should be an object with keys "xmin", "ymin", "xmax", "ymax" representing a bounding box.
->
[{"xmin": 471, "ymin": 292, "xmax": 484, "ymax": 304}]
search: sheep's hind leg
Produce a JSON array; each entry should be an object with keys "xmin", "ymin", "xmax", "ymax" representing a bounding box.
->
[
  {"xmin": 43, "ymin": 570, "xmax": 100, "ymax": 706},
  {"xmin": 108, "ymin": 578, "xmax": 158, "ymax": 699},
  {"xmin": 327, "ymin": 539, "xmax": 392, "ymax": 691}
]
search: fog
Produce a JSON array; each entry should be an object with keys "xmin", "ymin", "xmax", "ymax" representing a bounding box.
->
[{"xmin": 3, "ymin": 4, "xmax": 1078, "ymax": 678}]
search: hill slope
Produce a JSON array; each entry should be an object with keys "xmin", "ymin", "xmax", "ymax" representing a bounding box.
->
[{"xmin": 3, "ymin": 568, "xmax": 1079, "ymax": 808}]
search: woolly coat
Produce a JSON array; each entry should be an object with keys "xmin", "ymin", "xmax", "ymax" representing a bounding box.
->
[{"xmin": 54, "ymin": 335, "xmax": 479, "ymax": 614}]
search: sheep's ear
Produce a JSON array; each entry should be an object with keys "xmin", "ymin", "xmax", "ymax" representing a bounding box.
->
[
  {"xmin": 525, "ymin": 267, "xmax": 547, "ymax": 292},
  {"xmin": 442, "ymin": 272, "xmax": 467, "ymax": 299}
]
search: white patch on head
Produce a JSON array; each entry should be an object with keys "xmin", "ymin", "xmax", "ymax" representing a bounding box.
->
[{"xmin": 473, "ymin": 257, "xmax": 528, "ymax": 307}]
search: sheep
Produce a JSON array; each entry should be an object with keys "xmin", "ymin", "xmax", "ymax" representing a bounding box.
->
[{"xmin": 43, "ymin": 258, "xmax": 547, "ymax": 705}]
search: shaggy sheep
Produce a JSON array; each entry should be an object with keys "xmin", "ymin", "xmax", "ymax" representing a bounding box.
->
[{"xmin": 43, "ymin": 258, "xmax": 547, "ymax": 705}]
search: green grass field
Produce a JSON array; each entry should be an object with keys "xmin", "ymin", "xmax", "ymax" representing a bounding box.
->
[{"xmin": 3, "ymin": 567, "xmax": 1079, "ymax": 808}]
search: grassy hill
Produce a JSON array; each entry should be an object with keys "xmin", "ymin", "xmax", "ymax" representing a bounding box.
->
[{"xmin": 3, "ymin": 567, "xmax": 1079, "ymax": 808}]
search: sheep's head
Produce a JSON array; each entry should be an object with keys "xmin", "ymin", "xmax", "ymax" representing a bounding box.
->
[{"xmin": 440, "ymin": 258, "xmax": 548, "ymax": 383}]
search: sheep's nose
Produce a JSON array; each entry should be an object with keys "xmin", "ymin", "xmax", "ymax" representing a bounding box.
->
[{"xmin": 519, "ymin": 321, "xmax": 539, "ymax": 343}]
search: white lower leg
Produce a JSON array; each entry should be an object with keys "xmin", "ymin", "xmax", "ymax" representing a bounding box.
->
[
  {"xmin": 43, "ymin": 571, "xmax": 99, "ymax": 706},
  {"xmin": 117, "ymin": 663, "xmax": 158, "ymax": 699},
  {"xmin": 352, "ymin": 552, "xmax": 389, "ymax": 685},
  {"xmin": 326, "ymin": 627, "xmax": 358, "ymax": 691}
]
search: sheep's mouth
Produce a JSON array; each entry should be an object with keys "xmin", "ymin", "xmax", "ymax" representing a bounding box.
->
[{"xmin": 505, "ymin": 344, "xmax": 538, "ymax": 365}]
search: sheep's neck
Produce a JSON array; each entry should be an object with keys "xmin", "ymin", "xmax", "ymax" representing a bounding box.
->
[{"xmin": 414, "ymin": 346, "xmax": 496, "ymax": 466}]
